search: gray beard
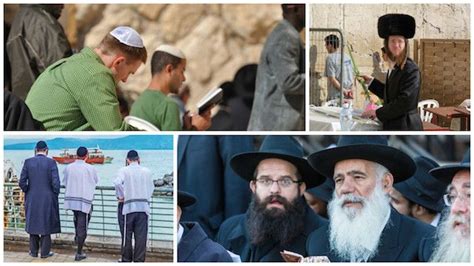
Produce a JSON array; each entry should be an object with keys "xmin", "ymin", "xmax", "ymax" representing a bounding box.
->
[
  {"xmin": 328, "ymin": 184, "xmax": 391, "ymax": 262},
  {"xmin": 430, "ymin": 211, "xmax": 470, "ymax": 262}
]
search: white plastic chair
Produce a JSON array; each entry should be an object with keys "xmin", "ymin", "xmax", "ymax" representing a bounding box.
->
[
  {"xmin": 418, "ymin": 99, "xmax": 439, "ymax": 122},
  {"xmin": 124, "ymin": 116, "xmax": 160, "ymax": 131}
]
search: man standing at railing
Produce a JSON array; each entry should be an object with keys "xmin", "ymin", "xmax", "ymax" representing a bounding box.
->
[
  {"xmin": 62, "ymin": 147, "xmax": 99, "ymax": 261},
  {"xmin": 113, "ymin": 150, "xmax": 155, "ymax": 262},
  {"xmin": 19, "ymin": 140, "xmax": 60, "ymax": 259}
]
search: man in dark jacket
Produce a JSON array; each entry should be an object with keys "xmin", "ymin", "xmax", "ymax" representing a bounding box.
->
[
  {"xmin": 391, "ymin": 156, "xmax": 447, "ymax": 227},
  {"xmin": 178, "ymin": 135, "xmax": 254, "ymax": 239},
  {"xmin": 306, "ymin": 136, "xmax": 435, "ymax": 262},
  {"xmin": 362, "ymin": 14, "xmax": 422, "ymax": 130},
  {"xmin": 19, "ymin": 140, "xmax": 60, "ymax": 258},
  {"xmin": 247, "ymin": 4, "xmax": 306, "ymax": 131},
  {"xmin": 216, "ymin": 136, "xmax": 327, "ymax": 262},
  {"xmin": 421, "ymin": 149, "xmax": 470, "ymax": 262},
  {"xmin": 7, "ymin": 4, "xmax": 72, "ymax": 100},
  {"xmin": 177, "ymin": 191, "xmax": 234, "ymax": 262}
]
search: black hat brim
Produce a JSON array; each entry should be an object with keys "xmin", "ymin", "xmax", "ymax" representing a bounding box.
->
[
  {"xmin": 307, "ymin": 184, "xmax": 334, "ymax": 203},
  {"xmin": 429, "ymin": 164, "xmax": 470, "ymax": 184},
  {"xmin": 231, "ymin": 152, "xmax": 325, "ymax": 189},
  {"xmin": 308, "ymin": 144, "xmax": 415, "ymax": 183},
  {"xmin": 178, "ymin": 191, "xmax": 196, "ymax": 208},
  {"xmin": 394, "ymin": 180, "xmax": 444, "ymax": 213}
]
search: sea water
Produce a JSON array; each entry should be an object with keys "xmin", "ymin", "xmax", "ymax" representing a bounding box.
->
[{"xmin": 4, "ymin": 149, "xmax": 174, "ymax": 241}]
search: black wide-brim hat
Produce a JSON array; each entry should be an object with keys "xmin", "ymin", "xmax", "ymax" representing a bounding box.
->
[
  {"xmin": 394, "ymin": 156, "xmax": 447, "ymax": 212},
  {"xmin": 430, "ymin": 148, "xmax": 470, "ymax": 184},
  {"xmin": 230, "ymin": 136, "xmax": 325, "ymax": 189},
  {"xmin": 378, "ymin": 13, "xmax": 416, "ymax": 39},
  {"xmin": 178, "ymin": 191, "xmax": 196, "ymax": 208},
  {"xmin": 308, "ymin": 136, "xmax": 415, "ymax": 183},
  {"xmin": 307, "ymin": 177, "xmax": 335, "ymax": 203}
]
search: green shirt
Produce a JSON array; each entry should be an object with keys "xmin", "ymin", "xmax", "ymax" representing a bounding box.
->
[
  {"xmin": 130, "ymin": 89, "xmax": 182, "ymax": 131},
  {"xmin": 25, "ymin": 47, "xmax": 132, "ymax": 131}
]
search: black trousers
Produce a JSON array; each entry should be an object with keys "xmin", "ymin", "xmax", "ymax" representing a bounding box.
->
[
  {"xmin": 29, "ymin": 234, "xmax": 51, "ymax": 257},
  {"xmin": 117, "ymin": 202, "xmax": 125, "ymax": 249},
  {"xmin": 122, "ymin": 212, "xmax": 148, "ymax": 262},
  {"xmin": 73, "ymin": 209, "xmax": 92, "ymax": 254}
]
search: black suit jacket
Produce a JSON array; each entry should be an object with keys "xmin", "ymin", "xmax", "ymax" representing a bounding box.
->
[
  {"xmin": 369, "ymin": 58, "xmax": 423, "ymax": 130},
  {"xmin": 178, "ymin": 222, "xmax": 233, "ymax": 262},
  {"xmin": 216, "ymin": 206, "xmax": 327, "ymax": 262}
]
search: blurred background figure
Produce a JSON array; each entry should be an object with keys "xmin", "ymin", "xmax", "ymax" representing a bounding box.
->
[
  {"xmin": 7, "ymin": 4, "xmax": 72, "ymax": 100},
  {"xmin": 209, "ymin": 81, "xmax": 235, "ymax": 131},
  {"xmin": 227, "ymin": 64, "xmax": 258, "ymax": 131},
  {"xmin": 170, "ymin": 84, "xmax": 191, "ymax": 128},
  {"xmin": 391, "ymin": 156, "xmax": 447, "ymax": 227},
  {"xmin": 178, "ymin": 135, "xmax": 255, "ymax": 239},
  {"xmin": 304, "ymin": 177, "xmax": 335, "ymax": 219},
  {"xmin": 248, "ymin": 4, "xmax": 306, "ymax": 131}
]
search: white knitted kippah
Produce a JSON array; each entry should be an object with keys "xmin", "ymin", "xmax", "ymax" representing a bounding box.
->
[
  {"xmin": 155, "ymin": 44, "xmax": 186, "ymax": 59},
  {"xmin": 110, "ymin": 26, "xmax": 144, "ymax": 48}
]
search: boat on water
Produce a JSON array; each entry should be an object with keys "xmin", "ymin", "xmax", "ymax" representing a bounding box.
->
[{"xmin": 53, "ymin": 146, "xmax": 113, "ymax": 164}]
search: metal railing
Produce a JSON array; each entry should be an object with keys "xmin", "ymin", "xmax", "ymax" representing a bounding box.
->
[{"xmin": 4, "ymin": 183, "xmax": 173, "ymax": 245}]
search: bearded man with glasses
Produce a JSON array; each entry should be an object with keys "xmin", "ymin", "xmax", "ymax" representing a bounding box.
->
[
  {"xmin": 420, "ymin": 148, "xmax": 470, "ymax": 262},
  {"xmin": 216, "ymin": 136, "xmax": 327, "ymax": 262}
]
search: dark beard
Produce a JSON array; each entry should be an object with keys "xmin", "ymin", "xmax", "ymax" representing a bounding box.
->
[{"xmin": 247, "ymin": 194, "xmax": 306, "ymax": 246}]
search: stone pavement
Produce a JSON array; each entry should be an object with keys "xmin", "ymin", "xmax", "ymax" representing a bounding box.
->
[{"xmin": 4, "ymin": 250, "xmax": 120, "ymax": 263}]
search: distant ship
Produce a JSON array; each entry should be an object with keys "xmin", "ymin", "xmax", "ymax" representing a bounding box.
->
[{"xmin": 53, "ymin": 146, "xmax": 113, "ymax": 164}]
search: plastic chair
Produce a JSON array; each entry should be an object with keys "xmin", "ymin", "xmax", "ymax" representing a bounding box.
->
[{"xmin": 418, "ymin": 99, "xmax": 439, "ymax": 122}]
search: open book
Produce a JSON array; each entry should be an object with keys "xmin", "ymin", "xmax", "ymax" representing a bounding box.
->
[
  {"xmin": 197, "ymin": 87, "xmax": 223, "ymax": 115},
  {"xmin": 280, "ymin": 250, "xmax": 331, "ymax": 263}
]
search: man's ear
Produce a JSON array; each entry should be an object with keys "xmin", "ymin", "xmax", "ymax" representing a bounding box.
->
[
  {"xmin": 382, "ymin": 172, "xmax": 394, "ymax": 193},
  {"xmin": 112, "ymin": 55, "xmax": 126, "ymax": 68},
  {"xmin": 411, "ymin": 204, "xmax": 426, "ymax": 219},
  {"xmin": 250, "ymin": 181, "xmax": 256, "ymax": 193},
  {"xmin": 299, "ymin": 182, "xmax": 307, "ymax": 195},
  {"xmin": 165, "ymin": 63, "xmax": 174, "ymax": 74}
]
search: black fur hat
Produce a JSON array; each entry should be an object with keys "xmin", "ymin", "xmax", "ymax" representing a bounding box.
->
[{"xmin": 378, "ymin": 14, "xmax": 416, "ymax": 39}]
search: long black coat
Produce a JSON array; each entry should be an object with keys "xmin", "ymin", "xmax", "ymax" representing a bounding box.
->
[
  {"xmin": 306, "ymin": 209, "xmax": 435, "ymax": 262},
  {"xmin": 369, "ymin": 58, "xmax": 423, "ymax": 130},
  {"xmin": 178, "ymin": 222, "xmax": 233, "ymax": 262},
  {"xmin": 19, "ymin": 154, "xmax": 61, "ymax": 235},
  {"xmin": 216, "ymin": 206, "xmax": 328, "ymax": 262}
]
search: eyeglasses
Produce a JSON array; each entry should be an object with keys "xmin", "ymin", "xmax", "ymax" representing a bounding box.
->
[
  {"xmin": 443, "ymin": 192, "xmax": 470, "ymax": 206},
  {"xmin": 255, "ymin": 177, "xmax": 301, "ymax": 188}
]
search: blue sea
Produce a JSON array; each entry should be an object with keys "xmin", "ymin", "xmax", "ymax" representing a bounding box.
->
[
  {"xmin": 4, "ymin": 150, "xmax": 173, "ymax": 186},
  {"xmin": 4, "ymin": 149, "xmax": 174, "ymax": 242}
]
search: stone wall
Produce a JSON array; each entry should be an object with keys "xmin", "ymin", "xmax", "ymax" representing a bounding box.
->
[
  {"xmin": 310, "ymin": 4, "xmax": 470, "ymax": 107},
  {"xmin": 5, "ymin": 4, "xmax": 283, "ymax": 110},
  {"xmin": 74, "ymin": 4, "xmax": 282, "ymax": 109}
]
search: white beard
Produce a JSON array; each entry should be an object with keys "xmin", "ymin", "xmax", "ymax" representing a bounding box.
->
[
  {"xmin": 430, "ymin": 212, "xmax": 470, "ymax": 262},
  {"xmin": 328, "ymin": 183, "xmax": 391, "ymax": 262}
]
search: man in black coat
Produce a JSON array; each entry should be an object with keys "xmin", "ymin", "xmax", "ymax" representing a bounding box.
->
[
  {"xmin": 361, "ymin": 14, "xmax": 422, "ymax": 130},
  {"xmin": 216, "ymin": 136, "xmax": 327, "ymax": 262},
  {"xmin": 391, "ymin": 156, "xmax": 447, "ymax": 227},
  {"xmin": 178, "ymin": 135, "xmax": 254, "ymax": 239},
  {"xmin": 7, "ymin": 4, "xmax": 72, "ymax": 100},
  {"xmin": 177, "ymin": 191, "xmax": 233, "ymax": 262},
  {"xmin": 306, "ymin": 136, "xmax": 434, "ymax": 262},
  {"xmin": 19, "ymin": 141, "xmax": 60, "ymax": 258}
]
